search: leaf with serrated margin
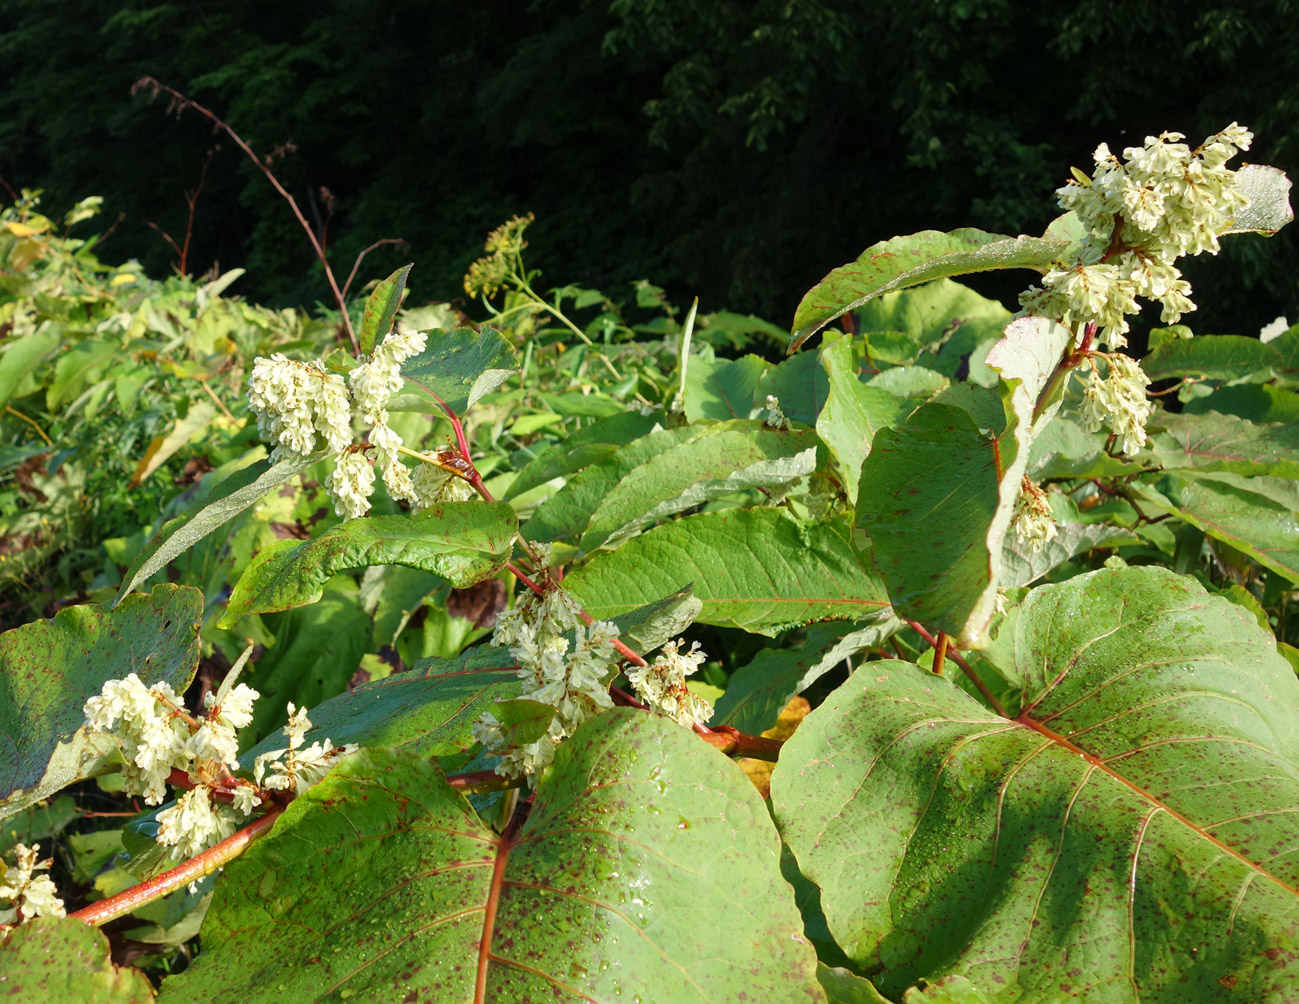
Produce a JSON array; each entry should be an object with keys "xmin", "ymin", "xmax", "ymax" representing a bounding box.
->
[
  {"xmin": 1143, "ymin": 334, "xmax": 1283, "ymax": 382},
  {"xmin": 0, "ymin": 586, "xmax": 201, "ymax": 820},
  {"xmin": 789, "ymin": 229, "xmax": 1070, "ymax": 352},
  {"xmin": 714, "ymin": 617, "xmax": 900, "ymax": 734},
  {"xmin": 0, "ymin": 917, "xmax": 156, "ymax": 1001},
  {"xmin": 816, "ymin": 336, "xmax": 913, "ymax": 505},
  {"xmin": 1221, "ymin": 163, "xmax": 1294, "ymax": 236},
  {"xmin": 157, "ymin": 714, "xmax": 821, "ymax": 1004},
  {"xmin": 521, "ymin": 426, "xmax": 697, "ymax": 545},
  {"xmin": 387, "ymin": 326, "xmax": 516, "ymax": 415},
  {"xmin": 773, "ymin": 565, "xmax": 1299, "ymax": 1002},
  {"xmin": 565, "ymin": 508, "xmax": 890, "ymax": 636},
  {"xmin": 219, "ymin": 502, "xmax": 518, "ymax": 626},
  {"xmin": 1150, "ymin": 409, "xmax": 1299, "ymax": 479},
  {"xmin": 358, "ymin": 263, "xmax": 412, "ymax": 356},
  {"xmin": 114, "ymin": 451, "xmax": 326, "ymax": 604},
  {"xmin": 580, "ymin": 421, "xmax": 820, "ymax": 552},
  {"xmin": 1136, "ymin": 471, "xmax": 1299, "ymax": 583},
  {"xmin": 506, "ymin": 410, "xmax": 664, "ymax": 500},
  {"xmin": 684, "ymin": 353, "xmax": 771, "ymax": 421}
]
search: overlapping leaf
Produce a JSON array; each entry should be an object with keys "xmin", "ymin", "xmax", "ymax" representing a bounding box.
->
[
  {"xmin": 1136, "ymin": 472, "xmax": 1299, "ymax": 582},
  {"xmin": 358, "ymin": 263, "xmax": 411, "ymax": 356},
  {"xmin": 387, "ymin": 326, "xmax": 516, "ymax": 415},
  {"xmin": 0, "ymin": 586, "xmax": 201, "ymax": 819},
  {"xmin": 1142, "ymin": 334, "xmax": 1284, "ymax": 382},
  {"xmin": 219, "ymin": 501, "xmax": 518, "ymax": 625},
  {"xmin": 773, "ymin": 565, "xmax": 1299, "ymax": 1002},
  {"xmin": 159, "ymin": 713, "xmax": 820, "ymax": 1003},
  {"xmin": 683, "ymin": 353, "xmax": 770, "ymax": 420},
  {"xmin": 789, "ymin": 229, "xmax": 1070, "ymax": 351},
  {"xmin": 115, "ymin": 451, "xmax": 326, "ymax": 603},
  {"xmin": 1150, "ymin": 409, "xmax": 1299, "ymax": 479},
  {"xmin": 578, "ymin": 421, "xmax": 820, "ymax": 551},
  {"xmin": 506, "ymin": 410, "xmax": 664, "ymax": 499},
  {"xmin": 565, "ymin": 508, "xmax": 890, "ymax": 635}
]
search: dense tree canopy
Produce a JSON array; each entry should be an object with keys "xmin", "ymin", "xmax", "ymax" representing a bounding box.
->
[{"xmin": 2, "ymin": 0, "xmax": 1296, "ymax": 336}]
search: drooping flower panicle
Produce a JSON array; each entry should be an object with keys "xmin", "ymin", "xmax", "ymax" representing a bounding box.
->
[{"xmin": 0, "ymin": 844, "xmax": 65, "ymax": 927}]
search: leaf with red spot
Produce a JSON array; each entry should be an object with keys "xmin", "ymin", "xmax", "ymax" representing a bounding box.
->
[
  {"xmin": 155, "ymin": 712, "xmax": 822, "ymax": 1003},
  {"xmin": 772, "ymin": 564, "xmax": 1299, "ymax": 1002}
]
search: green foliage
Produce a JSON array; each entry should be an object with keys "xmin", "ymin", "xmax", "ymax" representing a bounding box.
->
[{"xmin": 2, "ymin": 141, "xmax": 1299, "ymax": 1002}]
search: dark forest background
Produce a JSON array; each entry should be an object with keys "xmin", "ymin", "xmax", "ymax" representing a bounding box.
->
[{"xmin": 2, "ymin": 0, "xmax": 1296, "ymax": 338}]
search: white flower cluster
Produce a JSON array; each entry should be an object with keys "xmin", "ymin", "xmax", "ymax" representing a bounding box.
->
[
  {"xmin": 410, "ymin": 460, "xmax": 478, "ymax": 509},
  {"xmin": 1009, "ymin": 476, "xmax": 1059, "ymax": 554},
  {"xmin": 756, "ymin": 394, "xmax": 790, "ymax": 430},
  {"xmin": 1020, "ymin": 124, "xmax": 1252, "ymax": 349},
  {"xmin": 1079, "ymin": 354, "xmax": 1153, "ymax": 456},
  {"xmin": 247, "ymin": 329, "xmax": 437, "ymax": 521},
  {"xmin": 85, "ymin": 676, "xmax": 354, "ymax": 862},
  {"xmin": 625, "ymin": 638, "xmax": 713, "ymax": 729},
  {"xmin": 0, "ymin": 843, "xmax": 65, "ymax": 927},
  {"xmin": 253, "ymin": 703, "xmax": 356, "ymax": 795},
  {"xmin": 473, "ymin": 588, "xmax": 622, "ymax": 782}
]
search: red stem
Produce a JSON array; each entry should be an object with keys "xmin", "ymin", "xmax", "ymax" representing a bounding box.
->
[
  {"xmin": 132, "ymin": 77, "xmax": 357, "ymax": 352},
  {"xmin": 906, "ymin": 620, "xmax": 1009, "ymax": 718},
  {"xmin": 70, "ymin": 807, "xmax": 284, "ymax": 926}
]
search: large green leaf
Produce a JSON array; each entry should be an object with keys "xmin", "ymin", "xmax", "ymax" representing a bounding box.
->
[
  {"xmin": 714, "ymin": 618, "xmax": 899, "ymax": 734},
  {"xmin": 114, "ymin": 450, "xmax": 326, "ymax": 604},
  {"xmin": 157, "ymin": 714, "xmax": 820, "ymax": 1003},
  {"xmin": 1142, "ymin": 335, "xmax": 1283, "ymax": 382},
  {"xmin": 521, "ymin": 426, "xmax": 697, "ymax": 545},
  {"xmin": 579, "ymin": 421, "xmax": 820, "ymax": 551},
  {"xmin": 358, "ymin": 263, "xmax": 411, "ymax": 357},
  {"xmin": 0, "ymin": 917, "xmax": 155, "ymax": 1002},
  {"xmin": 683, "ymin": 352, "xmax": 771, "ymax": 421},
  {"xmin": 1183, "ymin": 383, "xmax": 1299, "ymax": 424},
  {"xmin": 0, "ymin": 586, "xmax": 201, "ymax": 820},
  {"xmin": 816, "ymin": 336, "xmax": 913, "ymax": 505},
  {"xmin": 856, "ymin": 317, "xmax": 1066, "ymax": 644},
  {"xmin": 506, "ymin": 410, "xmax": 664, "ymax": 500},
  {"xmin": 855, "ymin": 398, "xmax": 1015, "ymax": 645},
  {"xmin": 1136, "ymin": 472, "xmax": 1299, "ymax": 582},
  {"xmin": 387, "ymin": 326, "xmax": 516, "ymax": 415},
  {"xmin": 565, "ymin": 508, "xmax": 890, "ymax": 635},
  {"xmin": 773, "ymin": 565, "xmax": 1299, "ymax": 1002},
  {"xmin": 1150, "ymin": 409, "xmax": 1299, "ymax": 479},
  {"xmin": 789, "ymin": 229, "xmax": 1069, "ymax": 352},
  {"xmin": 219, "ymin": 501, "xmax": 518, "ymax": 626}
]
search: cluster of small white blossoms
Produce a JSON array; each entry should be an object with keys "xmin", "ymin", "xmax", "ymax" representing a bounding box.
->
[
  {"xmin": 85, "ymin": 676, "xmax": 354, "ymax": 861},
  {"xmin": 625, "ymin": 638, "xmax": 713, "ymax": 728},
  {"xmin": 0, "ymin": 843, "xmax": 65, "ymax": 928},
  {"xmin": 1079, "ymin": 353, "xmax": 1153, "ymax": 456},
  {"xmin": 473, "ymin": 585, "xmax": 621, "ymax": 781},
  {"xmin": 473, "ymin": 571, "xmax": 715, "ymax": 781},
  {"xmin": 1009, "ymin": 475, "xmax": 1059, "ymax": 554},
  {"xmin": 1018, "ymin": 124, "xmax": 1252, "ymax": 456},
  {"xmin": 247, "ymin": 328, "xmax": 476, "ymax": 521},
  {"xmin": 756, "ymin": 394, "xmax": 790, "ymax": 430}
]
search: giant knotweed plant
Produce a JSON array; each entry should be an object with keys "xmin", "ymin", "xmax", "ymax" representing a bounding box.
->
[{"xmin": 1, "ymin": 124, "xmax": 1297, "ymax": 1004}]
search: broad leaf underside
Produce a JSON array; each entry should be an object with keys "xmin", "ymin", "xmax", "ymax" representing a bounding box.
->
[{"xmin": 773, "ymin": 565, "xmax": 1299, "ymax": 1002}]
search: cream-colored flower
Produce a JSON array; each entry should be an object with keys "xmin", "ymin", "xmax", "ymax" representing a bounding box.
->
[
  {"xmin": 0, "ymin": 843, "xmax": 65, "ymax": 924},
  {"xmin": 155, "ymin": 786, "xmax": 239, "ymax": 861},
  {"xmin": 1009, "ymin": 476, "xmax": 1059, "ymax": 554},
  {"xmin": 325, "ymin": 447, "xmax": 376, "ymax": 521},
  {"xmin": 1077, "ymin": 355, "xmax": 1153, "ymax": 456},
  {"xmin": 625, "ymin": 639, "xmax": 713, "ymax": 728}
]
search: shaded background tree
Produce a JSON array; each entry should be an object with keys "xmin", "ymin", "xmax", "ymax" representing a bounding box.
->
[{"xmin": 1, "ymin": 0, "xmax": 1295, "ymax": 338}]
